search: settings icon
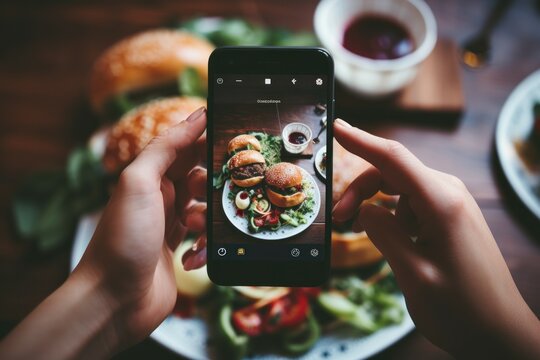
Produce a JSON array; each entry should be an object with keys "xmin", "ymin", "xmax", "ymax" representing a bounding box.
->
[{"xmin": 315, "ymin": 78, "xmax": 323, "ymax": 86}]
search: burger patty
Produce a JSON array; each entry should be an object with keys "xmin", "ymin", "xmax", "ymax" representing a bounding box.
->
[
  {"xmin": 268, "ymin": 184, "xmax": 303, "ymax": 196},
  {"xmin": 231, "ymin": 163, "xmax": 265, "ymax": 180}
]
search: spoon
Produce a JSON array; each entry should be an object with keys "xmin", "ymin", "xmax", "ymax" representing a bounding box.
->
[
  {"xmin": 461, "ymin": 0, "xmax": 513, "ymax": 69},
  {"xmin": 312, "ymin": 116, "xmax": 327, "ymax": 144}
]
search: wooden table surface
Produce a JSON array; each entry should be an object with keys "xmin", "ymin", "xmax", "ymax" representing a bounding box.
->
[{"xmin": 1, "ymin": 0, "xmax": 539, "ymax": 359}]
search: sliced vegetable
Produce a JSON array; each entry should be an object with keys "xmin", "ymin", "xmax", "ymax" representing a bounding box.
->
[
  {"xmin": 232, "ymin": 307, "xmax": 264, "ymax": 336},
  {"xmin": 264, "ymin": 291, "xmax": 309, "ymax": 333},
  {"xmin": 317, "ymin": 292, "xmax": 357, "ymax": 318},
  {"xmin": 178, "ymin": 67, "xmax": 207, "ymax": 97},
  {"xmin": 218, "ymin": 305, "xmax": 249, "ymax": 360},
  {"xmin": 281, "ymin": 312, "xmax": 321, "ymax": 355}
]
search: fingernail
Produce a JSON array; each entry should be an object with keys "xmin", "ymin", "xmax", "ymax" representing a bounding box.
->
[
  {"xmin": 186, "ymin": 107, "xmax": 206, "ymax": 123},
  {"xmin": 335, "ymin": 118, "xmax": 352, "ymax": 128}
]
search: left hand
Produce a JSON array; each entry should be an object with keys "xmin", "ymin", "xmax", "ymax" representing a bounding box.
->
[{"xmin": 75, "ymin": 107, "xmax": 208, "ymax": 347}]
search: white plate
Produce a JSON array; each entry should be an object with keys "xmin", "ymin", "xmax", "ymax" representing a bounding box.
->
[
  {"xmin": 314, "ymin": 145, "xmax": 327, "ymax": 180},
  {"xmin": 222, "ymin": 167, "xmax": 321, "ymax": 240},
  {"xmin": 495, "ymin": 69, "xmax": 540, "ymax": 220},
  {"xmin": 71, "ymin": 213, "xmax": 414, "ymax": 360}
]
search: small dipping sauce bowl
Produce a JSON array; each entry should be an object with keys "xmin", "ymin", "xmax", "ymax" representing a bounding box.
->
[
  {"xmin": 282, "ymin": 123, "xmax": 312, "ymax": 154},
  {"xmin": 314, "ymin": 0, "xmax": 437, "ymax": 97}
]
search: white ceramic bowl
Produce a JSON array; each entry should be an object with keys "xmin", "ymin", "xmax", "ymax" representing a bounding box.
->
[
  {"xmin": 282, "ymin": 122, "xmax": 312, "ymax": 154},
  {"xmin": 314, "ymin": 0, "xmax": 437, "ymax": 97}
]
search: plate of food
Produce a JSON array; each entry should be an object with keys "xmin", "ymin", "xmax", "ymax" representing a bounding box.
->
[
  {"xmin": 495, "ymin": 69, "xmax": 540, "ymax": 219},
  {"xmin": 222, "ymin": 163, "xmax": 321, "ymax": 240},
  {"xmin": 315, "ymin": 145, "xmax": 327, "ymax": 180}
]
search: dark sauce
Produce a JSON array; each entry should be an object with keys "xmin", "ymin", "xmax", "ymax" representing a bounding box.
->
[
  {"xmin": 288, "ymin": 132, "xmax": 307, "ymax": 144},
  {"xmin": 343, "ymin": 15, "xmax": 415, "ymax": 60}
]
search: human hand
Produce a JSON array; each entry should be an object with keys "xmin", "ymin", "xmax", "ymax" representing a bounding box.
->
[
  {"xmin": 74, "ymin": 107, "xmax": 208, "ymax": 348},
  {"xmin": 332, "ymin": 119, "xmax": 540, "ymax": 359}
]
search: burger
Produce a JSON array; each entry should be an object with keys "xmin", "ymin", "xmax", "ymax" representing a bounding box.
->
[
  {"xmin": 89, "ymin": 29, "xmax": 214, "ymax": 118},
  {"xmin": 100, "ymin": 96, "xmax": 206, "ymax": 173},
  {"xmin": 265, "ymin": 163, "xmax": 306, "ymax": 208},
  {"xmin": 227, "ymin": 134, "xmax": 262, "ymax": 155},
  {"xmin": 332, "ymin": 140, "xmax": 396, "ymax": 269},
  {"xmin": 228, "ymin": 150, "xmax": 266, "ymax": 187}
]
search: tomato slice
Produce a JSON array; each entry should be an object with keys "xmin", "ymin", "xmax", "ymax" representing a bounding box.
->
[
  {"xmin": 297, "ymin": 287, "xmax": 322, "ymax": 298},
  {"xmin": 266, "ymin": 213, "xmax": 279, "ymax": 225},
  {"xmin": 232, "ymin": 308, "xmax": 263, "ymax": 336},
  {"xmin": 264, "ymin": 292, "xmax": 309, "ymax": 333},
  {"xmin": 254, "ymin": 217, "xmax": 266, "ymax": 227}
]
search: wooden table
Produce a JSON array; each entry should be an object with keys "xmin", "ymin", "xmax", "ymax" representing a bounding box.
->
[{"xmin": 1, "ymin": 1, "xmax": 539, "ymax": 359}]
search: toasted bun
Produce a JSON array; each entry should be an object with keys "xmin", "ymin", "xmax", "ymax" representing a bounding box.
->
[
  {"xmin": 90, "ymin": 30, "xmax": 214, "ymax": 112},
  {"xmin": 232, "ymin": 176, "xmax": 265, "ymax": 188},
  {"xmin": 228, "ymin": 134, "xmax": 262, "ymax": 154},
  {"xmin": 331, "ymin": 230, "xmax": 383, "ymax": 269},
  {"xmin": 228, "ymin": 150, "xmax": 265, "ymax": 170},
  {"xmin": 103, "ymin": 96, "xmax": 206, "ymax": 173},
  {"xmin": 266, "ymin": 188, "xmax": 306, "ymax": 208},
  {"xmin": 265, "ymin": 163, "xmax": 303, "ymax": 189}
]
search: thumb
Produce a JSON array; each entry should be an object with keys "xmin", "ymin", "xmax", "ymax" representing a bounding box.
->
[
  {"xmin": 356, "ymin": 203, "xmax": 419, "ymax": 274},
  {"xmin": 129, "ymin": 107, "xmax": 207, "ymax": 181}
]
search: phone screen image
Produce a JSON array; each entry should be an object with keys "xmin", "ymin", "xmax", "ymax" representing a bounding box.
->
[{"xmin": 207, "ymin": 48, "xmax": 333, "ymax": 285}]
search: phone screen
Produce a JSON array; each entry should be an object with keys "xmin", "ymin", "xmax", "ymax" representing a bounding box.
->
[{"xmin": 208, "ymin": 48, "xmax": 333, "ymax": 285}]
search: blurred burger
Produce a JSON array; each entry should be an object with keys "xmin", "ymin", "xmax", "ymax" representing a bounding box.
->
[
  {"xmin": 228, "ymin": 150, "xmax": 266, "ymax": 187},
  {"xmin": 228, "ymin": 134, "xmax": 262, "ymax": 155},
  {"xmin": 332, "ymin": 140, "xmax": 396, "ymax": 269},
  {"xmin": 90, "ymin": 29, "xmax": 214, "ymax": 117},
  {"xmin": 265, "ymin": 163, "xmax": 306, "ymax": 208},
  {"xmin": 100, "ymin": 96, "xmax": 206, "ymax": 173}
]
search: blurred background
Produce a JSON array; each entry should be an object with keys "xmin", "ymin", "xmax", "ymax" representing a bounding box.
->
[{"xmin": 1, "ymin": 0, "xmax": 539, "ymax": 359}]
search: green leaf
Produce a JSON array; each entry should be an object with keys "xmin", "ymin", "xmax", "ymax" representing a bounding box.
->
[
  {"xmin": 178, "ymin": 67, "xmax": 207, "ymax": 98},
  {"xmin": 34, "ymin": 188, "xmax": 77, "ymax": 252},
  {"xmin": 67, "ymin": 147, "xmax": 104, "ymax": 191},
  {"xmin": 12, "ymin": 172, "xmax": 65, "ymax": 239}
]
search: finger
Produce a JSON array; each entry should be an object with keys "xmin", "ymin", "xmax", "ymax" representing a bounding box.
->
[
  {"xmin": 334, "ymin": 119, "xmax": 431, "ymax": 196},
  {"xmin": 187, "ymin": 166, "xmax": 207, "ymax": 200},
  {"xmin": 129, "ymin": 107, "xmax": 207, "ymax": 183},
  {"xmin": 165, "ymin": 220, "xmax": 188, "ymax": 251},
  {"xmin": 332, "ymin": 166, "xmax": 382, "ymax": 222},
  {"xmin": 180, "ymin": 201, "xmax": 206, "ymax": 233},
  {"xmin": 395, "ymin": 195, "xmax": 419, "ymax": 236},
  {"xmin": 196, "ymin": 132, "xmax": 207, "ymax": 163},
  {"xmin": 355, "ymin": 203, "xmax": 419, "ymax": 273},
  {"xmin": 182, "ymin": 234, "xmax": 207, "ymax": 271}
]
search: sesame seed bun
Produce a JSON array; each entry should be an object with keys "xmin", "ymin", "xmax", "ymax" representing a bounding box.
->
[
  {"xmin": 227, "ymin": 134, "xmax": 262, "ymax": 155},
  {"xmin": 90, "ymin": 29, "xmax": 214, "ymax": 113},
  {"xmin": 265, "ymin": 163, "xmax": 306, "ymax": 208},
  {"xmin": 102, "ymin": 96, "xmax": 206, "ymax": 173},
  {"xmin": 228, "ymin": 150, "xmax": 265, "ymax": 169},
  {"xmin": 265, "ymin": 162, "xmax": 303, "ymax": 190}
]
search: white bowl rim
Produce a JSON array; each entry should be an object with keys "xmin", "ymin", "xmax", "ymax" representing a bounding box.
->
[
  {"xmin": 314, "ymin": 0, "xmax": 437, "ymax": 71},
  {"xmin": 283, "ymin": 122, "xmax": 313, "ymax": 142}
]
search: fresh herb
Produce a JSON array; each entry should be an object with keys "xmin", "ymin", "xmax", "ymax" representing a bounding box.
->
[
  {"xmin": 12, "ymin": 147, "xmax": 109, "ymax": 252},
  {"xmin": 248, "ymin": 132, "xmax": 282, "ymax": 167},
  {"xmin": 178, "ymin": 17, "xmax": 319, "ymax": 47},
  {"xmin": 178, "ymin": 67, "xmax": 207, "ymax": 98},
  {"xmin": 213, "ymin": 164, "xmax": 230, "ymax": 190}
]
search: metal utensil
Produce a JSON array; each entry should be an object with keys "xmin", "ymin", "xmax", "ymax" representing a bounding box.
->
[
  {"xmin": 461, "ymin": 0, "xmax": 513, "ymax": 69},
  {"xmin": 312, "ymin": 116, "xmax": 327, "ymax": 144}
]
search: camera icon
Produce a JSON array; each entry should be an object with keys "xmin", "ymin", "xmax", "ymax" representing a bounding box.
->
[{"xmin": 216, "ymin": 78, "xmax": 224, "ymax": 84}]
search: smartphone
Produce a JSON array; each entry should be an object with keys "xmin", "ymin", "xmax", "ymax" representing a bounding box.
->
[{"xmin": 207, "ymin": 47, "xmax": 334, "ymax": 286}]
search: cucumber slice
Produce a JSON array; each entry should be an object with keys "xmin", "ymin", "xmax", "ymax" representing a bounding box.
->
[
  {"xmin": 218, "ymin": 305, "xmax": 249, "ymax": 360},
  {"xmin": 249, "ymin": 216, "xmax": 260, "ymax": 232},
  {"xmin": 280, "ymin": 213, "xmax": 298, "ymax": 227},
  {"xmin": 317, "ymin": 292, "xmax": 357, "ymax": 318}
]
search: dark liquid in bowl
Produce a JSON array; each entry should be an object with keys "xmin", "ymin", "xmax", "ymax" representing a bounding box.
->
[
  {"xmin": 288, "ymin": 132, "xmax": 307, "ymax": 144},
  {"xmin": 343, "ymin": 15, "xmax": 415, "ymax": 60}
]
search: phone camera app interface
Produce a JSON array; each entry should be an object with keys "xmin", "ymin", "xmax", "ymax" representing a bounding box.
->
[{"xmin": 212, "ymin": 75, "xmax": 328, "ymax": 261}]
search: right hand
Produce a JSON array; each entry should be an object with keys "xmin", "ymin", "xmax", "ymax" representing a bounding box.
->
[{"xmin": 332, "ymin": 118, "xmax": 540, "ymax": 359}]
